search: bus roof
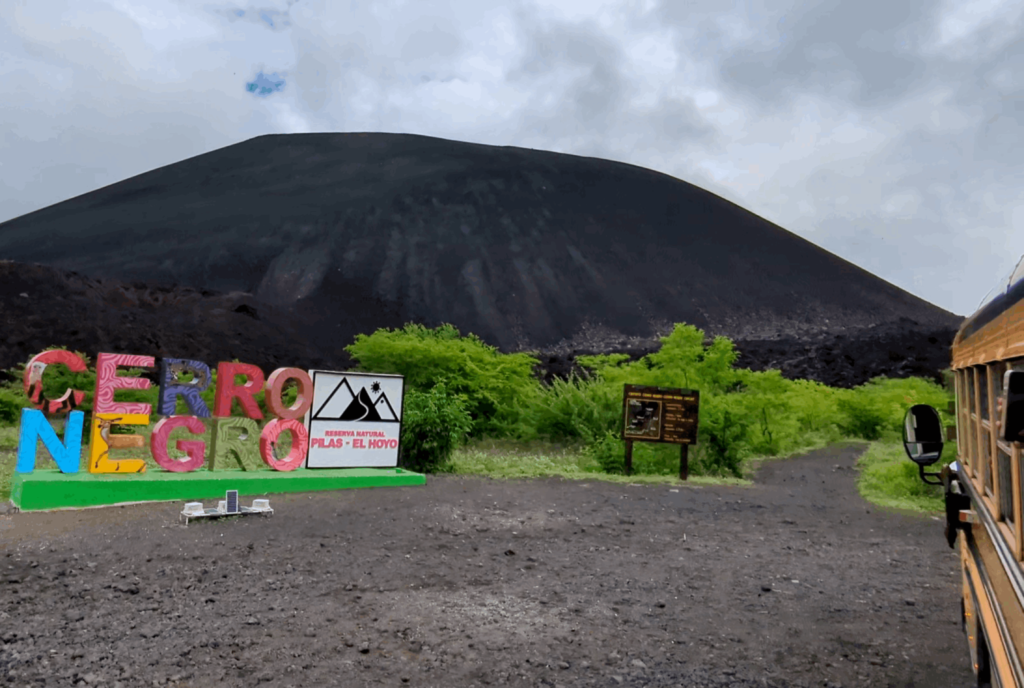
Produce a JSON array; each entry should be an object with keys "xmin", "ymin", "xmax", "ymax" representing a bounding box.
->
[{"xmin": 953, "ymin": 256, "xmax": 1024, "ymax": 367}]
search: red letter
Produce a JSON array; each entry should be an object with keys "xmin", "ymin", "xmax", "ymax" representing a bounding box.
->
[
  {"xmin": 259, "ymin": 419, "xmax": 308, "ymax": 472},
  {"xmin": 23, "ymin": 350, "xmax": 88, "ymax": 415},
  {"xmin": 93, "ymin": 353, "xmax": 155, "ymax": 415},
  {"xmin": 213, "ymin": 362, "xmax": 264, "ymax": 419},
  {"xmin": 265, "ymin": 367, "xmax": 313, "ymax": 419},
  {"xmin": 150, "ymin": 416, "xmax": 206, "ymax": 473}
]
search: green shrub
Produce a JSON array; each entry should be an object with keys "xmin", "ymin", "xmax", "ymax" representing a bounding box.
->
[
  {"xmin": 837, "ymin": 376, "xmax": 953, "ymax": 441},
  {"xmin": 345, "ymin": 323, "xmax": 541, "ymax": 437},
  {"xmin": 836, "ymin": 393, "xmax": 889, "ymax": 440},
  {"xmin": 399, "ymin": 380, "xmax": 474, "ymax": 473},
  {"xmin": 0, "ymin": 387, "xmax": 29, "ymax": 426},
  {"xmin": 527, "ymin": 373, "xmax": 620, "ymax": 444},
  {"xmin": 583, "ymin": 430, "xmax": 627, "ymax": 474},
  {"xmin": 0, "ymin": 426, "xmax": 19, "ymax": 451},
  {"xmin": 696, "ymin": 396, "xmax": 750, "ymax": 477}
]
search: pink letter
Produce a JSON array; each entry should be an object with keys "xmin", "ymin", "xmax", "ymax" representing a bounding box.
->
[
  {"xmin": 259, "ymin": 419, "xmax": 308, "ymax": 472},
  {"xmin": 213, "ymin": 362, "xmax": 264, "ymax": 419},
  {"xmin": 150, "ymin": 416, "xmax": 206, "ymax": 472},
  {"xmin": 93, "ymin": 353, "xmax": 155, "ymax": 415}
]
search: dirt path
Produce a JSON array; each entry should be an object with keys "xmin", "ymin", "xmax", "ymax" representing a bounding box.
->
[{"xmin": 0, "ymin": 443, "xmax": 973, "ymax": 688}]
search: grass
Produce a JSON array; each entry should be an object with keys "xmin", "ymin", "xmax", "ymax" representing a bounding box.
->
[
  {"xmin": 448, "ymin": 438, "xmax": 751, "ymax": 486},
  {"xmin": 856, "ymin": 438, "xmax": 948, "ymax": 513}
]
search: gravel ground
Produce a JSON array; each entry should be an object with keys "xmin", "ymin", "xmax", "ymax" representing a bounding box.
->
[{"xmin": 0, "ymin": 443, "xmax": 974, "ymax": 688}]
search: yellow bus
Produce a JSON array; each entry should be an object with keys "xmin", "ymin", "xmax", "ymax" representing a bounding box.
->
[{"xmin": 905, "ymin": 258, "xmax": 1024, "ymax": 688}]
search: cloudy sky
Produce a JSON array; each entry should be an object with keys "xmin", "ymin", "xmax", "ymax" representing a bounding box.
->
[{"xmin": 2, "ymin": 0, "xmax": 1022, "ymax": 317}]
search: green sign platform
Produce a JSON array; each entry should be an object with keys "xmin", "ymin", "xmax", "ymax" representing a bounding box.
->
[{"xmin": 10, "ymin": 467, "xmax": 426, "ymax": 511}]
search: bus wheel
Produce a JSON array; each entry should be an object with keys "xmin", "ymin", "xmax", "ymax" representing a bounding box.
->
[
  {"xmin": 961, "ymin": 597, "xmax": 967, "ymax": 635},
  {"xmin": 976, "ymin": 625, "xmax": 992, "ymax": 688}
]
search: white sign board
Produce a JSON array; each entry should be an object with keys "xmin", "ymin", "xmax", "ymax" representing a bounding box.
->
[{"xmin": 305, "ymin": 370, "xmax": 404, "ymax": 468}]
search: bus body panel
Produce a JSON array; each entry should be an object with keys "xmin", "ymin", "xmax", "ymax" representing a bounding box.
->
[
  {"xmin": 962, "ymin": 524, "xmax": 1023, "ymax": 688},
  {"xmin": 947, "ymin": 257, "xmax": 1024, "ymax": 685}
]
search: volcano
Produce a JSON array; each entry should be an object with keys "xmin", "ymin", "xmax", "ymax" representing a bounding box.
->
[
  {"xmin": 0, "ymin": 133, "xmax": 961, "ymax": 365},
  {"xmin": 337, "ymin": 388, "xmax": 382, "ymax": 422}
]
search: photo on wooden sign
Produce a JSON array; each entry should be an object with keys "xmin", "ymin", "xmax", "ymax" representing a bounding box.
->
[{"xmin": 624, "ymin": 399, "xmax": 662, "ymax": 439}]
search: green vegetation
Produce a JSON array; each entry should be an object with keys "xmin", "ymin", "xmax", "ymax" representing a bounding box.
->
[
  {"xmin": 855, "ymin": 434, "xmax": 949, "ymax": 513},
  {"xmin": 0, "ymin": 322, "xmax": 957, "ymax": 513},
  {"xmin": 448, "ymin": 438, "xmax": 749, "ymax": 486},
  {"xmin": 397, "ymin": 381, "xmax": 474, "ymax": 474}
]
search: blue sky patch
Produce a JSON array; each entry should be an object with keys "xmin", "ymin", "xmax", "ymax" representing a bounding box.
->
[{"xmin": 246, "ymin": 71, "xmax": 286, "ymax": 97}]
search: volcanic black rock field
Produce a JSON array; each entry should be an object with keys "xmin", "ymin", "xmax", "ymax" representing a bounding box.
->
[{"xmin": 0, "ymin": 132, "xmax": 962, "ymax": 384}]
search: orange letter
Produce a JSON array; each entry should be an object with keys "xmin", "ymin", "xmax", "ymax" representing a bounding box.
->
[{"xmin": 265, "ymin": 367, "xmax": 313, "ymax": 419}]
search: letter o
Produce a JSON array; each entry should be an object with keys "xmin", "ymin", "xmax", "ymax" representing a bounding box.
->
[
  {"xmin": 259, "ymin": 419, "xmax": 308, "ymax": 471},
  {"xmin": 265, "ymin": 368, "xmax": 313, "ymax": 420}
]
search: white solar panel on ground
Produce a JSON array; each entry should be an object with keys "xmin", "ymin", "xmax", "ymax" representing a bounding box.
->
[{"xmin": 179, "ymin": 492, "xmax": 274, "ymax": 524}]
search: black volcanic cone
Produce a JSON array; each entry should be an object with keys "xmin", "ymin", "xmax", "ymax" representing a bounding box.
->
[
  {"xmin": 0, "ymin": 133, "xmax": 963, "ymax": 355},
  {"xmin": 339, "ymin": 388, "xmax": 382, "ymax": 422}
]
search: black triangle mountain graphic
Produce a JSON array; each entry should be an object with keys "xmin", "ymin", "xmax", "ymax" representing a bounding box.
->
[
  {"xmin": 339, "ymin": 388, "xmax": 383, "ymax": 422},
  {"xmin": 312, "ymin": 377, "xmax": 357, "ymax": 420}
]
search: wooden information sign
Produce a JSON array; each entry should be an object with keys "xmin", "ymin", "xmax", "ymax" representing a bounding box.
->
[{"xmin": 621, "ymin": 384, "xmax": 700, "ymax": 479}]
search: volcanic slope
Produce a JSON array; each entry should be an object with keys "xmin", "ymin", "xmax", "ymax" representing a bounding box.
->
[{"xmin": 0, "ymin": 133, "xmax": 961, "ymax": 358}]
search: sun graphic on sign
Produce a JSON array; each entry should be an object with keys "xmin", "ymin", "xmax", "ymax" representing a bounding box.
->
[{"xmin": 370, "ymin": 381, "xmax": 381, "ymax": 394}]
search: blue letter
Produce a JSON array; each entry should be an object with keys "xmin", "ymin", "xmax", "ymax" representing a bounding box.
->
[
  {"xmin": 16, "ymin": 408, "xmax": 84, "ymax": 473},
  {"xmin": 158, "ymin": 358, "xmax": 212, "ymax": 417}
]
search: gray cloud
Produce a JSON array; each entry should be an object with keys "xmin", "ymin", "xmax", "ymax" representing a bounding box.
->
[
  {"xmin": 1, "ymin": 0, "xmax": 1022, "ymax": 317},
  {"xmin": 714, "ymin": 0, "xmax": 931, "ymax": 110}
]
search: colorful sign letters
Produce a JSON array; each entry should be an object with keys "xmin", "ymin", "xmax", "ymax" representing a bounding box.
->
[{"xmin": 15, "ymin": 350, "xmax": 401, "ymax": 476}]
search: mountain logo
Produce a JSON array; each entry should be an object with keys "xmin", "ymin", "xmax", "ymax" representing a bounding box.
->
[{"xmin": 312, "ymin": 377, "xmax": 400, "ymax": 422}]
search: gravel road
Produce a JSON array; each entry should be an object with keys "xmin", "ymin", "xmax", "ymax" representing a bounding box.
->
[{"xmin": 0, "ymin": 443, "xmax": 973, "ymax": 687}]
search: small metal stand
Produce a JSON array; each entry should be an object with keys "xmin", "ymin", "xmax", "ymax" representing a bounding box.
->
[{"xmin": 180, "ymin": 490, "xmax": 274, "ymax": 525}]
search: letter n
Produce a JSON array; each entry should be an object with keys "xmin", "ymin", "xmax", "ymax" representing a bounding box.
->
[{"xmin": 16, "ymin": 409, "xmax": 84, "ymax": 474}]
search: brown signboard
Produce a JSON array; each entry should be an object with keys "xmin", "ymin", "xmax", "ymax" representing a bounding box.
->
[
  {"xmin": 621, "ymin": 384, "xmax": 700, "ymax": 480},
  {"xmin": 622, "ymin": 384, "xmax": 699, "ymax": 444}
]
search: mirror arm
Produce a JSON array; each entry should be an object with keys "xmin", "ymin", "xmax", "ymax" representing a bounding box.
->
[{"xmin": 918, "ymin": 465, "xmax": 944, "ymax": 486}]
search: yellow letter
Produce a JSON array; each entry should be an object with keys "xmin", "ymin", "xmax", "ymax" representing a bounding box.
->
[{"xmin": 88, "ymin": 413, "xmax": 148, "ymax": 473}]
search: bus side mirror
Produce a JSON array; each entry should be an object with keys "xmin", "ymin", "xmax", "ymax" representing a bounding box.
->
[
  {"xmin": 1001, "ymin": 370, "xmax": 1024, "ymax": 443},
  {"xmin": 903, "ymin": 404, "xmax": 944, "ymax": 467}
]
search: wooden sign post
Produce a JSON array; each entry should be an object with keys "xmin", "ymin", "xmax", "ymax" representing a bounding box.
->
[{"xmin": 621, "ymin": 384, "xmax": 699, "ymax": 479}]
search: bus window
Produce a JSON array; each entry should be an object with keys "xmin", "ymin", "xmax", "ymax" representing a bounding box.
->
[
  {"xmin": 993, "ymin": 361, "xmax": 1008, "ymax": 400},
  {"xmin": 961, "ymin": 369, "xmax": 975, "ymax": 477},
  {"xmin": 980, "ymin": 366, "xmax": 990, "ymax": 420},
  {"xmin": 969, "ymin": 368, "xmax": 978, "ymax": 422},
  {"xmin": 997, "ymin": 444, "xmax": 1014, "ymax": 526}
]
